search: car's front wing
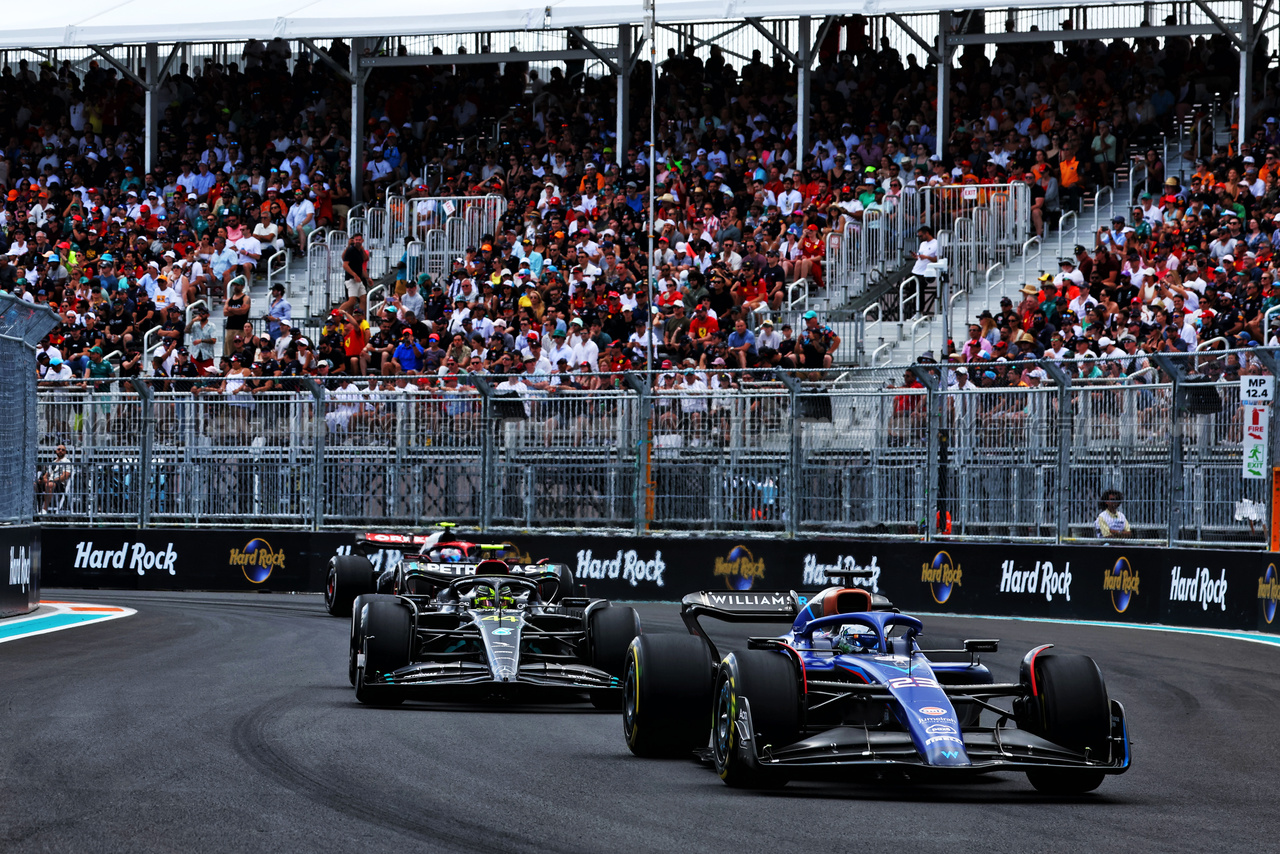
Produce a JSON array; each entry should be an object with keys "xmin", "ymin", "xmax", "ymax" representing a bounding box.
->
[
  {"xmin": 719, "ymin": 698, "xmax": 1131, "ymax": 778},
  {"xmin": 367, "ymin": 659, "xmax": 621, "ymax": 697}
]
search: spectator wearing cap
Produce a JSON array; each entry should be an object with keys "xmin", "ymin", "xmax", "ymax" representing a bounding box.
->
[
  {"xmin": 265, "ymin": 283, "xmax": 292, "ymax": 339},
  {"xmin": 390, "ymin": 329, "xmax": 425, "ymax": 374},
  {"xmin": 186, "ymin": 306, "xmax": 217, "ymax": 373},
  {"xmin": 545, "ymin": 328, "xmax": 576, "ymax": 367},
  {"xmin": 396, "ymin": 275, "xmax": 425, "ymax": 321},
  {"xmin": 1054, "ymin": 256, "xmax": 1085, "ymax": 292},
  {"xmin": 961, "ymin": 321, "xmax": 994, "ymax": 360}
]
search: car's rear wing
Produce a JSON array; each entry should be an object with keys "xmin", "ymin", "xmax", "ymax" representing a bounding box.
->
[
  {"xmin": 681, "ymin": 591, "xmax": 802, "ymax": 658},
  {"xmin": 359, "ymin": 531, "xmax": 442, "ymax": 549},
  {"xmin": 401, "ymin": 554, "xmax": 570, "ymax": 583}
]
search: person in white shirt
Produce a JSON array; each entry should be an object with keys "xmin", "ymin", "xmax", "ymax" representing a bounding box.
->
[
  {"xmin": 911, "ymin": 226, "xmax": 939, "ymax": 284},
  {"xmin": 154, "ymin": 277, "xmax": 184, "ymax": 311},
  {"xmin": 1067, "ymin": 282, "xmax": 1098, "ymax": 316},
  {"xmin": 285, "ymin": 192, "xmax": 315, "ymax": 248},
  {"xmin": 777, "ymin": 178, "xmax": 803, "ymax": 216},
  {"xmin": 545, "ymin": 330, "xmax": 577, "ymax": 366},
  {"xmin": 235, "ymin": 233, "xmax": 263, "ymax": 280},
  {"xmin": 678, "ymin": 371, "xmax": 709, "ymax": 434},
  {"xmin": 1095, "ymin": 489, "xmax": 1134, "ymax": 538},
  {"xmin": 756, "ymin": 318, "xmax": 782, "ymax": 350},
  {"xmin": 1053, "ymin": 258, "xmax": 1085, "ymax": 290},
  {"xmin": 569, "ymin": 321, "xmax": 599, "ymax": 370}
]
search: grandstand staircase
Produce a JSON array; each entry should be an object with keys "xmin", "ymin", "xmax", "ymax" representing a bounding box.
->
[{"xmin": 856, "ymin": 174, "xmax": 1136, "ymax": 367}]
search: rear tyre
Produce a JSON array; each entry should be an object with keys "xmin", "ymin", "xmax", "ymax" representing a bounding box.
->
[
  {"xmin": 712, "ymin": 651, "xmax": 799, "ymax": 789},
  {"xmin": 348, "ymin": 594, "xmax": 374, "ymax": 686},
  {"xmin": 934, "ymin": 666, "xmax": 995, "ymax": 728},
  {"xmin": 1019, "ymin": 653, "xmax": 1111, "ymax": 794},
  {"xmin": 588, "ymin": 606, "xmax": 641, "ymax": 679},
  {"xmin": 326, "ymin": 555, "xmax": 375, "ymax": 617},
  {"xmin": 623, "ymin": 634, "xmax": 716, "ymax": 757},
  {"xmin": 355, "ymin": 596, "xmax": 413, "ymax": 706}
]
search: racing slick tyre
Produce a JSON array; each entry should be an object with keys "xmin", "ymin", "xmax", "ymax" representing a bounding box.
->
[
  {"xmin": 623, "ymin": 634, "xmax": 715, "ymax": 757},
  {"xmin": 586, "ymin": 606, "xmax": 642, "ymax": 711},
  {"xmin": 588, "ymin": 606, "xmax": 642, "ymax": 677},
  {"xmin": 713, "ymin": 651, "xmax": 799, "ymax": 789},
  {"xmin": 934, "ymin": 666, "xmax": 995, "ymax": 728},
  {"xmin": 326, "ymin": 555, "xmax": 375, "ymax": 617},
  {"xmin": 355, "ymin": 596, "xmax": 413, "ymax": 706},
  {"xmin": 348, "ymin": 594, "xmax": 375, "ymax": 687},
  {"xmin": 1018, "ymin": 653, "xmax": 1110, "ymax": 794}
]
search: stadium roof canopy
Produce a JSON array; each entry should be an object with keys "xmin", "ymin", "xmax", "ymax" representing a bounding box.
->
[{"xmin": 4, "ymin": 0, "xmax": 1140, "ymax": 50}]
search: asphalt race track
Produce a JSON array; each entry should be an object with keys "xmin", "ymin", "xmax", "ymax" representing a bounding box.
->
[{"xmin": 1, "ymin": 590, "xmax": 1277, "ymax": 853}]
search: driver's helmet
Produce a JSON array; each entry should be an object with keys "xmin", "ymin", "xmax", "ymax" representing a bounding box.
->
[
  {"xmin": 440, "ymin": 547, "xmax": 464, "ymax": 563},
  {"xmin": 832, "ymin": 624, "xmax": 876, "ymax": 655},
  {"xmin": 471, "ymin": 583, "xmax": 516, "ymax": 609}
]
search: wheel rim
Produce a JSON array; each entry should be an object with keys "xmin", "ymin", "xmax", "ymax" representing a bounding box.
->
[
  {"xmin": 623, "ymin": 658, "xmax": 638, "ymax": 738},
  {"xmin": 714, "ymin": 679, "xmax": 733, "ymax": 765},
  {"xmin": 325, "ymin": 570, "xmax": 336, "ymax": 607}
]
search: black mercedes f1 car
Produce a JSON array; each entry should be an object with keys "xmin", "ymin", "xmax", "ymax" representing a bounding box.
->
[{"xmin": 349, "ymin": 555, "xmax": 640, "ymax": 707}]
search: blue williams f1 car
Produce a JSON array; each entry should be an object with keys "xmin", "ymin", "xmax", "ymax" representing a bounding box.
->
[{"xmin": 623, "ymin": 579, "xmax": 1131, "ymax": 794}]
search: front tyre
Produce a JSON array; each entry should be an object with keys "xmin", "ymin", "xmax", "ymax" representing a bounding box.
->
[
  {"xmin": 623, "ymin": 634, "xmax": 715, "ymax": 757},
  {"xmin": 348, "ymin": 594, "xmax": 374, "ymax": 686},
  {"xmin": 588, "ymin": 606, "xmax": 641, "ymax": 679},
  {"xmin": 1018, "ymin": 653, "xmax": 1111, "ymax": 794},
  {"xmin": 354, "ymin": 596, "xmax": 412, "ymax": 706},
  {"xmin": 712, "ymin": 651, "xmax": 799, "ymax": 789}
]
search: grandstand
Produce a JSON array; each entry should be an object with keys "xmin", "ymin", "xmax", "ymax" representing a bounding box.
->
[{"xmin": 6, "ymin": 2, "xmax": 1280, "ymax": 543}]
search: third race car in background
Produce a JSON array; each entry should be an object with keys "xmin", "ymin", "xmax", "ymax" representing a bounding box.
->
[
  {"xmin": 325, "ymin": 524, "xmax": 583, "ymax": 616},
  {"xmin": 622, "ymin": 572, "xmax": 1131, "ymax": 794}
]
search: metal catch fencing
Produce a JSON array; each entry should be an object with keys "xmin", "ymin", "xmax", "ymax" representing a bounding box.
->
[
  {"xmin": 31, "ymin": 349, "xmax": 1280, "ymax": 548},
  {"xmin": 3, "ymin": 295, "xmax": 60, "ymax": 524}
]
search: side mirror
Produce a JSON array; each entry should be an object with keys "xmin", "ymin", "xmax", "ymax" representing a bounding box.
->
[{"xmin": 963, "ymin": 639, "xmax": 999, "ymax": 653}]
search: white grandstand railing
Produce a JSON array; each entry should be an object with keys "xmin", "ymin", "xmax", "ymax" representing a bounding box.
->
[{"xmin": 266, "ymin": 247, "xmax": 291, "ymax": 292}]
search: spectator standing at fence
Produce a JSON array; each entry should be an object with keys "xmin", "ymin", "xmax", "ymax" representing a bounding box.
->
[
  {"xmin": 265, "ymin": 283, "xmax": 291, "ymax": 339},
  {"xmin": 912, "ymin": 226, "xmax": 939, "ymax": 309},
  {"xmin": 340, "ymin": 233, "xmax": 370, "ymax": 315},
  {"xmin": 1096, "ymin": 489, "xmax": 1135, "ymax": 539}
]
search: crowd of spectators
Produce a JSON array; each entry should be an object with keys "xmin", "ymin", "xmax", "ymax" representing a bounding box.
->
[{"xmin": 4, "ymin": 22, "xmax": 1276, "ymax": 411}]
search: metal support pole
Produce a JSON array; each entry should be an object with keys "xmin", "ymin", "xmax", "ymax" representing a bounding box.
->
[
  {"xmin": 936, "ymin": 12, "xmax": 951, "ymax": 156},
  {"xmin": 909, "ymin": 365, "xmax": 942, "ymax": 541},
  {"xmin": 623, "ymin": 372, "xmax": 651, "ymax": 534},
  {"xmin": 467, "ymin": 372, "xmax": 494, "ymax": 531},
  {"xmin": 617, "ymin": 24, "xmax": 631, "ymax": 155},
  {"xmin": 144, "ymin": 43, "xmax": 158, "ymax": 174},
  {"xmin": 1241, "ymin": 0, "xmax": 1254, "ymax": 151},
  {"xmin": 130, "ymin": 378, "xmax": 155, "ymax": 527},
  {"xmin": 1152, "ymin": 355, "xmax": 1186, "ymax": 546},
  {"xmin": 1041, "ymin": 360, "xmax": 1072, "ymax": 544},
  {"xmin": 645, "ymin": 0, "xmax": 656, "ymax": 373},
  {"xmin": 796, "ymin": 16, "xmax": 811, "ymax": 172},
  {"xmin": 303, "ymin": 377, "xmax": 326, "ymax": 531},
  {"xmin": 779, "ymin": 372, "xmax": 803, "ymax": 536},
  {"xmin": 350, "ymin": 37, "xmax": 365, "ymax": 207}
]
